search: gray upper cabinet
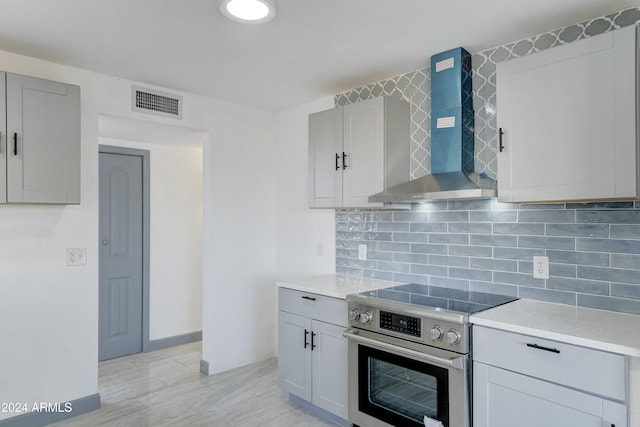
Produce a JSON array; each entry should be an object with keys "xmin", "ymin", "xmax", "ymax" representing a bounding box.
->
[
  {"xmin": 308, "ymin": 96, "xmax": 409, "ymax": 208},
  {"xmin": 496, "ymin": 25, "xmax": 637, "ymax": 203},
  {"xmin": 0, "ymin": 72, "xmax": 81, "ymax": 204}
]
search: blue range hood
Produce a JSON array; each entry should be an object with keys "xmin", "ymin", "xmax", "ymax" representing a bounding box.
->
[{"xmin": 369, "ymin": 47, "xmax": 496, "ymax": 203}]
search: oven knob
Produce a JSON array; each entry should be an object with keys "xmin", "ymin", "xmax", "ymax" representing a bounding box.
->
[
  {"xmin": 349, "ymin": 309, "xmax": 361, "ymax": 321},
  {"xmin": 430, "ymin": 326, "xmax": 443, "ymax": 341},
  {"xmin": 359, "ymin": 312, "xmax": 373, "ymax": 324},
  {"xmin": 446, "ymin": 329, "xmax": 461, "ymax": 344}
]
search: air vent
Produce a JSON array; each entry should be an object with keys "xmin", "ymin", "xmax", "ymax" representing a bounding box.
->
[{"xmin": 132, "ymin": 86, "xmax": 183, "ymax": 119}]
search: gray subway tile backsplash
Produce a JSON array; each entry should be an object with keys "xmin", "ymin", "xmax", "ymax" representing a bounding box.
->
[
  {"xmin": 518, "ymin": 210, "xmax": 576, "ymax": 223},
  {"xmin": 611, "ymin": 283, "xmax": 640, "ymax": 300},
  {"xmin": 578, "ymin": 294, "xmax": 640, "ymax": 316},
  {"xmin": 336, "ymin": 200, "xmax": 640, "ymax": 315},
  {"xmin": 546, "ymin": 277, "xmax": 609, "ymax": 296},
  {"xmin": 576, "ymin": 238, "xmax": 640, "ymax": 254},
  {"xmin": 545, "ymin": 223, "xmax": 610, "ymax": 238},
  {"xmin": 577, "ymin": 210, "xmax": 640, "ymax": 224},
  {"xmin": 610, "ymin": 225, "xmax": 640, "ymax": 239},
  {"xmin": 545, "ymin": 250, "xmax": 610, "ymax": 267},
  {"xmin": 469, "ymin": 257, "xmax": 517, "ymax": 272},
  {"xmin": 611, "ymin": 253, "xmax": 640, "ymax": 269},
  {"xmin": 493, "ymin": 223, "xmax": 545, "ymax": 235},
  {"xmin": 519, "ymin": 287, "xmax": 577, "ymax": 306}
]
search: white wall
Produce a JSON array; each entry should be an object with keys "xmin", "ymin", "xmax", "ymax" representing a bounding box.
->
[
  {"xmin": 0, "ymin": 47, "xmax": 278, "ymax": 421},
  {"xmin": 99, "ymin": 136, "xmax": 204, "ymax": 340},
  {"xmin": 275, "ymin": 97, "xmax": 336, "ymax": 279},
  {"xmin": 201, "ymin": 104, "xmax": 278, "ymax": 374}
]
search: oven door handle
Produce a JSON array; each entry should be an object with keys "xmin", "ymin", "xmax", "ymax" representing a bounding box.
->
[{"xmin": 343, "ymin": 329, "xmax": 465, "ymax": 370}]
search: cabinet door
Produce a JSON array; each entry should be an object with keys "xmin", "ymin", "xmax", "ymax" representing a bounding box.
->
[
  {"xmin": 6, "ymin": 73, "xmax": 81, "ymax": 204},
  {"xmin": 0, "ymin": 72, "xmax": 6, "ymax": 203},
  {"xmin": 342, "ymin": 97, "xmax": 384, "ymax": 208},
  {"xmin": 308, "ymin": 107, "xmax": 343, "ymax": 208},
  {"xmin": 497, "ymin": 25, "xmax": 637, "ymax": 202},
  {"xmin": 311, "ymin": 320, "xmax": 348, "ymax": 419},
  {"xmin": 278, "ymin": 311, "xmax": 312, "ymax": 401},
  {"xmin": 474, "ymin": 363, "xmax": 627, "ymax": 427}
]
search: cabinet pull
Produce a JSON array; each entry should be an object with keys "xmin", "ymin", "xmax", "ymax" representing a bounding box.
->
[
  {"xmin": 498, "ymin": 128, "xmax": 504, "ymax": 152},
  {"xmin": 301, "ymin": 296, "xmax": 316, "ymax": 301},
  {"xmin": 526, "ymin": 343, "xmax": 560, "ymax": 354},
  {"xmin": 311, "ymin": 332, "xmax": 317, "ymax": 350},
  {"xmin": 342, "ymin": 152, "xmax": 348, "ymax": 169},
  {"xmin": 335, "ymin": 153, "xmax": 340, "ymax": 171},
  {"xmin": 13, "ymin": 133, "xmax": 17, "ymax": 156},
  {"xmin": 304, "ymin": 329, "xmax": 309, "ymax": 349}
]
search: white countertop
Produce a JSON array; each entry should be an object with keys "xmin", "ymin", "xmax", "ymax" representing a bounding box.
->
[
  {"xmin": 470, "ymin": 299, "xmax": 640, "ymax": 357},
  {"xmin": 276, "ymin": 274, "xmax": 400, "ymax": 299}
]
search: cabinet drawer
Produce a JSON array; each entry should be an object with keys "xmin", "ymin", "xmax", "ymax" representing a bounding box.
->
[
  {"xmin": 473, "ymin": 326, "xmax": 626, "ymax": 401},
  {"xmin": 279, "ymin": 288, "xmax": 347, "ymax": 327}
]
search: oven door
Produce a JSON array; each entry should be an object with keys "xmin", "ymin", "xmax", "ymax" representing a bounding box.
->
[{"xmin": 344, "ymin": 329, "xmax": 469, "ymax": 427}]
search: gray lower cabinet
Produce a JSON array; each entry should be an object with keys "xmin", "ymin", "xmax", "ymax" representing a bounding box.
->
[
  {"xmin": 0, "ymin": 72, "xmax": 81, "ymax": 204},
  {"xmin": 278, "ymin": 288, "xmax": 348, "ymax": 420},
  {"xmin": 473, "ymin": 326, "xmax": 628, "ymax": 427}
]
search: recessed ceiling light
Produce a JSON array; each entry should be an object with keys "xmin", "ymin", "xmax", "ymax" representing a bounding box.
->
[{"xmin": 220, "ymin": 0, "xmax": 276, "ymax": 24}]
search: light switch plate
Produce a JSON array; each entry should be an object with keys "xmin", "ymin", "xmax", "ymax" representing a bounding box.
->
[{"xmin": 66, "ymin": 248, "xmax": 87, "ymax": 266}]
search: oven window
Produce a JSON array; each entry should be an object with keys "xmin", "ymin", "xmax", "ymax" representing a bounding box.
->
[{"xmin": 358, "ymin": 345, "xmax": 449, "ymax": 427}]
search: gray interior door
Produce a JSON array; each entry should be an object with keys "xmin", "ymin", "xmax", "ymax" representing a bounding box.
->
[{"xmin": 99, "ymin": 152, "xmax": 143, "ymax": 361}]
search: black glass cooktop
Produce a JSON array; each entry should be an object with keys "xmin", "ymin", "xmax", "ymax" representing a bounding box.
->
[{"xmin": 359, "ymin": 283, "xmax": 518, "ymax": 315}]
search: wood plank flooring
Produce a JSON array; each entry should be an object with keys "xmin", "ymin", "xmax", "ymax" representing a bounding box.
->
[{"xmin": 52, "ymin": 342, "xmax": 340, "ymax": 426}]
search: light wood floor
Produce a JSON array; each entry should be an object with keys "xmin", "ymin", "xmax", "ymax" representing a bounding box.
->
[{"xmin": 52, "ymin": 342, "xmax": 340, "ymax": 426}]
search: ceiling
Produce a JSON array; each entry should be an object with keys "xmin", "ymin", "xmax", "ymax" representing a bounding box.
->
[{"xmin": 0, "ymin": 0, "xmax": 638, "ymax": 111}]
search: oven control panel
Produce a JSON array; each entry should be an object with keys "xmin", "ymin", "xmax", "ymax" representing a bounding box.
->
[{"xmin": 379, "ymin": 311, "xmax": 421, "ymax": 337}]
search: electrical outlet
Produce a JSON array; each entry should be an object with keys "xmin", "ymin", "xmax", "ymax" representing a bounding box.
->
[
  {"xmin": 358, "ymin": 244, "xmax": 368, "ymax": 260},
  {"xmin": 316, "ymin": 241, "xmax": 324, "ymax": 257},
  {"xmin": 66, "ymin": 248, "xmax": 87, "ymax": 266},
  {"xmin": 533, "ymin": 256, "xmax": 549, "ymax": 279}
]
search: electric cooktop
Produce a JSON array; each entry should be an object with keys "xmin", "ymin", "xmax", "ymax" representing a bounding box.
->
[{"xmin": 357, "ymin": 283, "xmax": 518, "ymax": 316}]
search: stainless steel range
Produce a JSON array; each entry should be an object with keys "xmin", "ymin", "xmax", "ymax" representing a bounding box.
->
[{"xmin": 344, "ymin": 284, "xmax": 518, "ymax": 427}]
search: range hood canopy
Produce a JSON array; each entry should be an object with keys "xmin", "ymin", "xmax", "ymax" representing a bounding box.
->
[
  {"xmin": 369, "ymin": 47, "xmax": 497, "ymax": 204},
  {"xmin": 369, "ymin": 171, "xmax": 496, "ymax": 203}
]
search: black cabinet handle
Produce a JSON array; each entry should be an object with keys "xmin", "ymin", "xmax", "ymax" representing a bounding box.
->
[
  {"xmin": 13, "ymin": 133, "xmax": 17, "ymax": 156},
  {"xmin": 304, "ymin": 329, "xmax": 309, "ymax": 349},
  {"xmin": 526, "ymin": 343, "xmax": 560, "ymax": 354},
  {"xmin": 301, "ymin": 296, "xmax": 316, "ymax": 301},
  {"xmin": 335, "ymin": 153, "xmax": 340, "ymax": 171},
  {"xmin": 342, "ymin": 152, "xmax": 348, "ymax": 169},
  {"xmin": 311, "ymin": 332, "xmax": 317, "ymax": 350},
  {"xmin": 498, "ymin": 128, "xmax": 504, "ymax": 152}
]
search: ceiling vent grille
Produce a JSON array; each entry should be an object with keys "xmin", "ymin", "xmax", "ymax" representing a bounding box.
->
[{"xmin": 132, "ymin": 86, "xmax": 183, "ymax": 119}]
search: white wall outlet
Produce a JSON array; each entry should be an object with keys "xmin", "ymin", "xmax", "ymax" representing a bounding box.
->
[
  {"xmin": 533, "ymin": 256, "xmax": 549, "ymax": 279},
  {"xmin": 358, "ymin": 244, "xmax": 368, "ymax": 260},
  {"xmin": 316, "ymin": 241, "xmax": 324, "ymax": 257},
  {"xmin": 66, "ymin": 248, "xmax": 87, "ymax": 266}
]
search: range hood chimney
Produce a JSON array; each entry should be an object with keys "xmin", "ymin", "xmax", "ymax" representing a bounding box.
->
[{"xmin": 369, "ymin": 47, "xmax": 497, "ymax": 203}]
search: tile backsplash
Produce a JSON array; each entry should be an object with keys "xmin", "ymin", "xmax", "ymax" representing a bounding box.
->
[
  {"xmin": 334, "ymin": 7, "xmax": 640, "ymax": 315},
  {"xmin": 336, "ymin": 201, "xmax": 640, "ymax": 315}
]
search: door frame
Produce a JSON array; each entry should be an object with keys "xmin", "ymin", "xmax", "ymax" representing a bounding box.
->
[{"xmin": 98, "ymin": 144, "xmax": 151, "ymax": 353}]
